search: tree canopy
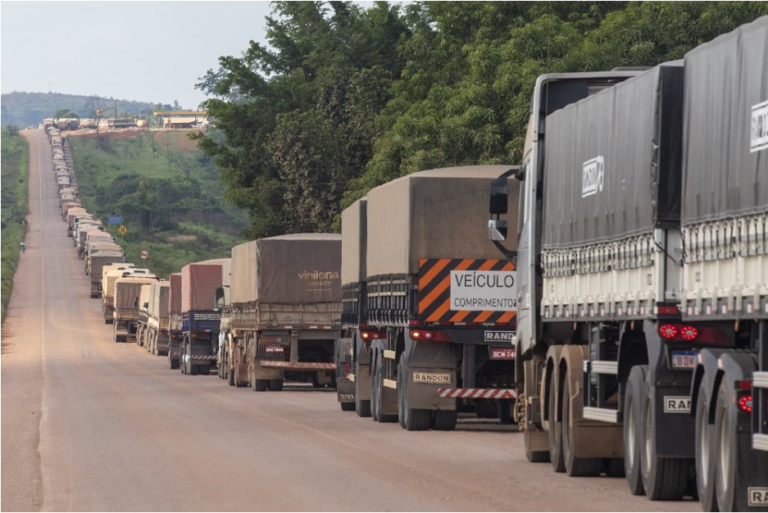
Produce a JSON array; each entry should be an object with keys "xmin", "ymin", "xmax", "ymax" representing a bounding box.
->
[{"xmin": 195, "ymin": 1, "xmax": 768, "ymax": 237}]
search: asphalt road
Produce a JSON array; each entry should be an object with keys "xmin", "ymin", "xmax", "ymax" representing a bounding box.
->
[{"xmin": 1, "ymin": 129, "xmax": 699, "ymax": 512}]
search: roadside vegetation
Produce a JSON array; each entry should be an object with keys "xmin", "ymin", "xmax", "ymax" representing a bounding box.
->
[
  {"xmin": 197, "ymin": 1, "xmax": 768, "ymax": 237},
  {"xmin": 68, "ymin": 131, "xmax": 246, "ymax": 279},
  {"xmin": 1, "ymin": 126, "xmax": 29, "ymax": 322}
]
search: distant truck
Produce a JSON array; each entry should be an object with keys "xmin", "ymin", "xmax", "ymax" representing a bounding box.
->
[
  {"xmin": 102, "ymin": 267, "xmax": 152, "ymax": 323},
  {"xmin": 336, "ymin": 168, "xmax": 520, "ymax": 430},
  {"xmin": 87, "ymin": 252, "xmax": 125, "ymax": 297},
  {"xmin": 179, "ymin": 260, "xmax": 229, "ymax": 376},
  {"xmin": 144, "ymin": 281, "xmax": 171, "ymax": 356},
  {"xmin": 113, "ymin": 276, "xmax": 159, "ymax": 342},
  {"xmin": 167, "ymin": 273, "xmax": 183, "ymax": 369},
  {"xmin": 136, "ymin": 284, "xmax": 153, "ymax": 347},
  {"xmin": 223, "ymin": 234, "xmax": 342, "ymax": 392}
]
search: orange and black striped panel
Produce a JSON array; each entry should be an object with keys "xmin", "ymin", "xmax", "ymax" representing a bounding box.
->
[{"xmin": 418, "ymin": 258, "xmax": 516, "ymax": 324}]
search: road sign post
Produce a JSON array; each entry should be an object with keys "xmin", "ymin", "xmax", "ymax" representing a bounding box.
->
[
  {"xmin": 140, "ymin": 250, "xmax": 149, "ymax": 260},
  {"xmin": 118, "ymin": 224, "xmax": 127, "ymax": 241}
]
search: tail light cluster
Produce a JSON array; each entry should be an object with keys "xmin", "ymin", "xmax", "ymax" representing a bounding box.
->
[
  {"xmin": 360, "ymin": 331, "xmax": 384, "ymax": 340},
  {"xmin": 410, "ymin": 330, "xmax": 453, "ymax": 342},
  {"xmin": 658, "ymin": 324, "xmax": 730, "ymax": 345}
]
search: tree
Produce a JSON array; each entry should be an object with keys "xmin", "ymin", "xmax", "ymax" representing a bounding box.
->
[{"xmin": 53, "ymin": 108, "xmax": 78, "ymax": 119}]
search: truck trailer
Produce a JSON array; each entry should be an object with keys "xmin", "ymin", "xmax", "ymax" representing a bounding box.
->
[
  {"xmin": 339, "ymin": 167, "xmax": 520, "ymax": 431},
  {"xmin": 225, "ymin": 234, "xmax": 341, "ymax": 392},
  {"xmin": 179, "ymin": 259, "xmax": 229, "ymax": 376},
  {"xmin": 113, "ymin": 276, "xmax": 159, "ymax": 343},
  {"xmin": 144, "ymin": 281, "xmax": 171, "ymax": 356},
  {"xmin": 486, "ymin": 15, "xmax": 767, "ymax": 512},
  {"xmin": 167, "ymin": 273, "xmax": 183, "ymax": 370}
]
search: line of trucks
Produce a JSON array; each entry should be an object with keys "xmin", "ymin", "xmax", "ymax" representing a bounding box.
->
[{"xmin": 43, "ymin": 17, "xmax": 766, "ymax": 512}]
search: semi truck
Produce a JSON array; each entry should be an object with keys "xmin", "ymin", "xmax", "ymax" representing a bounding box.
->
[
  {"xmin": 102, "ymin": 267, "xmax": 152, "ymax": 323},
  {"xmin": 179, "ymin": 259, "xmax": 229, "ymax": 376},
  {"xmin": 225, "ymin": 234, "xmax": 341, "ymax": 392},
  {"xmin": 167, "ymin": 273, "xmax": 183, "ymax": 370},
  {"xmin": 486, "ymin": 16, "xmax": 767, "ymax": 512},
  {"xmin": 87, "ymin": 252, "xmax": 125, "ymax": 297},
  {"xmin": 337, "ymin": 168, "xmax": 520, "ymax": 430},
  {"xmin": 144, "ymin": 281, "xmax": 171, "ymax": 356},
  {"xmin": 136, "ymin": 284, "xmax": 153, "ymax": 347},
  {"xmin": 113, "ymin": 276, "xmax": 159, "ymax": 343}
]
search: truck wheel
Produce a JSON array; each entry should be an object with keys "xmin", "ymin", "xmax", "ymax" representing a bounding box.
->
[
  {"xmin": 562, "ymin": 376, "xmax": 602, "ymax": 476},
  {"xmin": 398, "ymin": 359, "xmax": 430, "ymax": 431},
  {"xmin": 170, "ymin": 357, "xmax": 179, "ymax": 370},
  {"xmin": 190, "ymin": 364, "xmax": 199, "ymax": 376},
  {"xmin": 340, "ymin": 402, "xmax": 355, "ymax": 412},
  {"xmin": 227, "ymin": 364, "xmax": 235, "ymax": 386},
  {"xmin": 640, "ymin": 373, "xmax": 689, "ymax": 500},
  {"xmin": 199, "ymin": 365, "xmax": 210, "ymax": 376},
  {"xmin": 714, "ymin": 381, "xmax": 737, "ymax": 511},
  {"xmin": 606, "ymin": 458, "xmax": 625, "ymax": 478},
  {"xmin": 355, "ymin": 364, "xmax": 371, "ymax": 418},
  {"xmin": 524, "ymin": 430, "xmax": 550, "ymax": 463},
  {"xmin": 624, "ymin": 365, "xmax": 647, "ymax": 495},
  {"xmin": 695, "ymin": 383, "xmax": 717, "ymax": 511},
  {"xmin": 254, "ymin": 379, "xmax": 268, "ymax": 392},
  {"xmin": 548, "ymin": 377, "xmax": 565, "ymax": 473},
  {"xmin": 433, "ymin": 410, "xmax": 457, "ymax": 431},
  {"xmin": 269, "ymin": 379, "xmax": 283, "ymax": 392}
]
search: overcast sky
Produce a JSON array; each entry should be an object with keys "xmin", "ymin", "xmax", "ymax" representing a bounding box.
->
[{"xmin": 1, "ymin": 2, "xmax": 286, "ymax": 109}]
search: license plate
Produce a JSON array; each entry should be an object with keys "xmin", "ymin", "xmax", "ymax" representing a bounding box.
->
[
  {"xmin": 671, "ymin": 350, "xmax": 697, "ymax": 369},
  {"xmin": 490, "ymin": 347, "xmax": 516, "ymax": 360},
  {"xmin": 265, "ymin": 345, "xmax": 284, "ymax": 353}
]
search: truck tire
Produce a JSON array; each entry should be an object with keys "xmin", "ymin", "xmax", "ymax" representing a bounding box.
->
[
  {"xmin": 524, "ymin": 430, "xmax": 551, "ymax": 463},
  {"xmin": 169, "ymin": 357, "xmax": 179, "ymax": 370},
  {"xmin": 190, "ymin": 364, "xmax": 199, "ymax": 376},
  {"xmin": 562, "ymin": 376, "xmax": 602, "ymax": 476},
  {"xmin": 498, "ymin": 400, "xmax": 514, "ymax": 425},
  {"xmin": 433, "ymin": 410, "xmax": 457, "ymax": 431},
  {"xmin": 269, "ymin": 379, "xmax": 283, "ymax": 392},
  {"xmin": 713, "ymin": 381, "xmax": 738, "ymax": 511},
  {"xmin": 340, "ymin": 402, "xmax": 355, "ymax": 411},
  {"xmin": 199, "ymin": 365, "xmax": 210, "ymax": 376},
  {"xmin": 397, "ymin": 359, "xmax": 430, "ymax": 431},
  {"xmin": 355, "ymin": 363, "xmax": 371, "ymax": 418},
  {"xmin": 640, "ymin": 372, "xmax": 689, "ymax": 500},
  {"xmin": 695, "ymin": 383, "xmax": 717, "ymax": 511},
  {"xmin": 624, "ymin": 365, "xmax": 647, "ymax": 495},
  {"xmin": 475, "ymin": 401, "xmax": 497, "ymax": 418},
  {"xmin": 254, "ymin": 379, "xmax": 268, "ymax": 392},
  {"xmin": 548, "ymin": 376, "xmax": 565, "ymax": 473},
  {"xmin": 227, "ymin": 362, "xmax": 235, "ymax": 386}
]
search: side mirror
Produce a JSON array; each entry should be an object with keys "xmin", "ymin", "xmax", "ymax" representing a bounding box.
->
[{"xmin": 489, "ymin": 175, "xmax": 509, "ymax": 215}]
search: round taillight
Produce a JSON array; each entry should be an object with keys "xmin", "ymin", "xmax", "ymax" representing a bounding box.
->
[
  {"xmin": 680, "ymin": 326, "xmax": 699, "ymax": 341},
  {"xmin": 738, "ymin": 394, "xmax": 753, "ymax": 414},
  {"xmin": 659, "ymin": 324, "xmax": 678, "ymax": 339}
]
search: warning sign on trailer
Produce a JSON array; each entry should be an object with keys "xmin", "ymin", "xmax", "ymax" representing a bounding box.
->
[{"xmin": 418, "ymin": 259, "xmax": 516, "ymax": 324}]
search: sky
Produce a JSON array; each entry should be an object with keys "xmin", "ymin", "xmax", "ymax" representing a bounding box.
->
[{"xmin": 1, "ymin": 2, "xmax": 284, "ymax": 109}]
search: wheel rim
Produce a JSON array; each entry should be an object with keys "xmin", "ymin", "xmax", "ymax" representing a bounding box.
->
[
  {"xmin": 626, "ymin": 397, "xmax": 635, "ymax": 469},
  {"xmin": 717, "ymin": 400, "xmax": 731, "ymax": 496},
  {"xmin": 697, "ymin": 400, "xmax": 709, "ymax": 488},
  {"xmin": 643, "ymin": 395, "xmax": 652, "ymax": 475}
]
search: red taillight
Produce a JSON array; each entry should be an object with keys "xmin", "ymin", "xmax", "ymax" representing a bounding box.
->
[
  {"xmin": 344, "ymin": 363, "xmax": 350, "ymax": 377},
  {"xmin": 680, "ymin": 326, "xmax": 699, "ymax": 341},
  {"xmin": 738, "ymin": 394, "xmax": 753, "ymax": 414},
  {"xmin": 410, "ymin": 330, "xmax": 452, "ymax": 342},
  {"xmin": 360, "ymin": 331, "xmax": 383, "ymax": 340},
  {"xmin": 738, "ymin": 380, "xmax": 752, "ymax": 391},
  {"xmin": 659, "ymin": 324, "xmax": 678, "ymax": 339}
]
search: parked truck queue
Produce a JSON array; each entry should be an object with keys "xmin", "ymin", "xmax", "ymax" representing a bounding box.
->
[{"xmin": 40, "ymin": 17, "xmax": 766, "ymax": 513}]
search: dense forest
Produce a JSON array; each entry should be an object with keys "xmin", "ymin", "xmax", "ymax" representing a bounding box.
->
[
  {"xmin": 0, "ymin": 91, "xmax": 173, "ymax": 128},
  {"xmin": 195, "ymin": 1, "xmax": 768, "ymax": 238}
]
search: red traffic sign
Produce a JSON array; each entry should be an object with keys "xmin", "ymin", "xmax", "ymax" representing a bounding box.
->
[{"xmin": 140, "ymin": 250, "xmax": 149, "ymax": 260}]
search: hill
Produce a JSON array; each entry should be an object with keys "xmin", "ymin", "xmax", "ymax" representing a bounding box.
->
[
  {"xmin": 1, "ymin": 91, "xmax": 173, "ymax": 127},
  {"xmin": 68, "ymin": 130, "xmax": 248, "ymax": 279}
]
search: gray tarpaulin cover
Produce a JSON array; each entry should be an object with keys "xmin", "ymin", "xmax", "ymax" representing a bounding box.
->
[
  {"xmin": 181, "ymin": 260, "xmax": 228, "ymax": 313},
  {"xmin": 169, "ymin": 273, "xmax": 182, "ymax": 315},
  {"xmin": 683, "ymin": 16, "xmax": 768, "ymax": 224},
  {"xmin": 90, "ymin": 253, "xmax": 125, "ymax": 280},
  {"xmin": 542, "ymin": 62, "xmax": 684, "ymax": 249},
  {"xmin": 149, "ymin": 282, "xmax": 170, "ymax": 319},
  {"xmin": 115, "ymin": 277, "xmax": 158, "ymax": 310},
  {"xmin": 231, "ymin": 234, "xmax": 341, "ymax": 305},
  {"xmin": 341, "ymin": 198, "xmax": 367, "ymax": 286},
  {"xmin": 366, "ymin": 166, "xmax": 520, "ymax": 276}
]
